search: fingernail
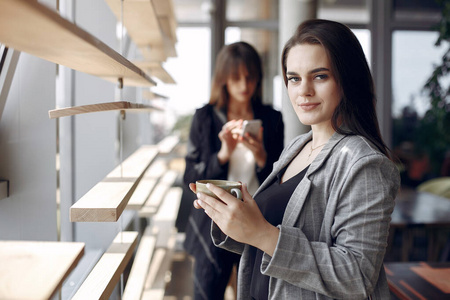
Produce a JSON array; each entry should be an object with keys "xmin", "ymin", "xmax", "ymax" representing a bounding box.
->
[
  {"xmin": 198, "ymin": 200, "xmax": 203, "ymax": 206},
  {"xmin": 206, "ymin": 183, "xmax": 211, "ymax": 189}
]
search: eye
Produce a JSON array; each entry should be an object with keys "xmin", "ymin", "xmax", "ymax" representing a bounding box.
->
[
  {"xmin": 314, "ymin": 74, "xmax": 328, "ymax": 80},
  {"xmin": 287, "ymin": 76, "xmax": 300, "ymax": 83}
]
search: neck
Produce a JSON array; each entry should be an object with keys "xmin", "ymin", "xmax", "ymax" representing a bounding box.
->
[
  {"xmin": 311, "ymin": 123, "xmax": 335, "ymax": 147},
  {"xmin": 227, "ymin": 99, "xmax": 253, "ymax": 120}
]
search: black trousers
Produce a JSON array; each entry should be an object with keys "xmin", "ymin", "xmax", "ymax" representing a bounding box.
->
[{"xmin": 192, "ymin": 248, "xmax": 239, "ymax": 300}]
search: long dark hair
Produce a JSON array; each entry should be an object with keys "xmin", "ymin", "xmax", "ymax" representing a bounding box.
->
[
  {"xmin": 281, "ymin": 19, "xmax": 391, "ymax": 158},
  {"xmin": 210, "ymin": 41, "xmax": 263, "ymax": 109}
]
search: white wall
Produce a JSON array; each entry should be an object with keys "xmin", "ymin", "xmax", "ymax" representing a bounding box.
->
[{"xmin": 0, "ymin": 52, "xmax": 57, "ymax": 240}]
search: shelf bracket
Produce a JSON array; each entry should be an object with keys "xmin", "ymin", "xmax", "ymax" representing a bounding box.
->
[{"xmin": 118, "ymin": 77, "xmax": 126, "ymax": 120}]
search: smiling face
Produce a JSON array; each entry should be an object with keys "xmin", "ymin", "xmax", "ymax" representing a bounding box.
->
[
  {"xmin": 286, "ymin": 43, "xmax": 341, "ymax": 131},
  {"xmin": 226, "ymin": 64, "xmax": 257, "ymax": 104}
]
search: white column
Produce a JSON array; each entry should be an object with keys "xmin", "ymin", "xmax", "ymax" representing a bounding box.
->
[
  {"xmin": 279, "ymin": 0, "xmax": 317, "ymax": 145},
  {"xmin": 370, "ymin": 0, "xmax": 393, "ymax": 148}
]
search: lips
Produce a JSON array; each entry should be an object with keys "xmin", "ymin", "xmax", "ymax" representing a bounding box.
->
[{"xmin": 299, "ymin": 102, "xmax": 320, "ymax": 111}]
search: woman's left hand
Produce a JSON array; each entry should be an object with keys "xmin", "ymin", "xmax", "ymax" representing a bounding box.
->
[
  {"xmin": 194, "ymin": 182, "xmax": 279, "ymax": 255},
  {"xmin": 240, "ymin": 127, "xmax": 267, "ymax": 169}
]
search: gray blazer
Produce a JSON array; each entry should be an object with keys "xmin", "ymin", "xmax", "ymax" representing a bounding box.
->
[{"xmin": 212, "ymin": 131, "xmax": 400, "ymax": 299}]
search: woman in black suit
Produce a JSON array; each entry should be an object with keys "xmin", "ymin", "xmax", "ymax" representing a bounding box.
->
[{"xmin": 181, "ymin": 41, "xmax": 284, "ymax": 300}]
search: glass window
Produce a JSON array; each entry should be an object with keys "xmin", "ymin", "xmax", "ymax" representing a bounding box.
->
[
  {"xmin": 152, "ymin": 27, "xmax": 211, "ymax": 118},
  {"xmin": 352, "ymin": 29, "xmax": 371, "ymax": 66},
  {"xmin": 226, "ymin": 0, "xmax": 278, "ymax": 22},
  {"xmin": 173, "ymin": 0, "xmax": 211, "ymax": 23},
  {"xmin": 225, "ymin": 27, "xmax": 279, "ymax": 106},
  {"xmin": 318, "ymin": 0, "xmax": 369, "ymax": 24},
  {"xmin": 393, "ymin": 0, "xmax": 441, "ymax": 23},
  {"xmin": 392, "ymin": 30, "xmax": 449, "ymax": 187}
]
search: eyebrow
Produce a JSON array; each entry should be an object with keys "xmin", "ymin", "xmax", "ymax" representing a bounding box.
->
[{"xmin": 286, "ymin": 67, "xmax": 330, "ymax": 76}]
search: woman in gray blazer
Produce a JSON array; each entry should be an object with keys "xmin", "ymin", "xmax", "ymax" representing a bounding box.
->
[{"xmin": 191, "ymin": 19, "xmax": 400, "ymax": 299}]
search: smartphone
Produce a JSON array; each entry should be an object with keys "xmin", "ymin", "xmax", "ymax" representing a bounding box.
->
[{"xmin": 241, "ymin": 119, "xmax": 262, "ymax": 137}]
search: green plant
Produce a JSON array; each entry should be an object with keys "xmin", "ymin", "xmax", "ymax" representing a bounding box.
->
[{"xmin": 417, "ymin": 0, "xmax": 450, "ymax": 175}]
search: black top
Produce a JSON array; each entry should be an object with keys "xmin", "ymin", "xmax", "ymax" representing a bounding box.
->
[{"xmin": 249, "ymin": 165, "xmax": 309, "ymax": 300}]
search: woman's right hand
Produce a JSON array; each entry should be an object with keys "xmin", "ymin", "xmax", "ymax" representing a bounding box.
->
[
  {"xmin": 194, "ymin": 182, "xmax": 279, "ymax": 256},
  {"xmin": 217, "ymin": 119, "xmax": 242, "ymax": 165}
]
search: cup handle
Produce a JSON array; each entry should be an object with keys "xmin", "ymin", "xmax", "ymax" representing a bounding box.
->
[{"xmin": 230, "ymin": 188, "xmax": 242, "ymax": 200}]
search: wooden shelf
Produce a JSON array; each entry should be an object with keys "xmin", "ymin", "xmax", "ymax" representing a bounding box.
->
[
  {"xmin": 0, "ymin": 0, "xmax": 155, "ymax": 87},
  {"xmin": 141, "ymin": 187, "xmax": 182, "ymax": 299},
  {"xmin": 138, "ymin": 170, "xmax": 178, "ymax": 218},
  {"xmin": 105, "ymin": 0, "xmax": 163, "ymax": 46},
  {"xmin": 152, "ymin": 187, "xmax": 182, "ymax": 247},
  {"xmin": 156, "ymin": 135, "xmax": 180, "ymax": 154},
  {"xmin": 142, "ymin": 90, "xmax": 168, "ymax": 100},
  {"xmin": 152, "ymin": 0, "xmax": 177, "ymax": 58},
  {"xmin": 141, "ymin": 234, "xmax": 176, "ymax": 300},
  {"xmin": 104, "ymin": 0, "xmax": 177, "ymax": 61},
  {"xmin": 140, "ymin": 46, "xmax": 171, "ymax": 62},
  {"xmin": 126, "ymin": 159, "xmax": 167, "ymax": 210},
  {"xmin": 0, "ymin": 241, "xmax": 84, "ymax": 300},
  {"xmin": 48, "ymin": 101, "xmax": 162, "ymax": 119},
  {"xmin": 70, "ymin": 145, "xmax": 159, "ymax": 222},
  {"xmin": 122, "ymin": 227, "xmax": 158, "ymax": 300},
  {"xmin": 153, "ymin": 0, "xmax": 177, "ymax": 48},
  {"xmin": 134, "ymin": 61, "xmax": 176, "ymax": 84},
  {"xmin": 72, "ymin": 231, "xmax": 138, "ymax": 300}
]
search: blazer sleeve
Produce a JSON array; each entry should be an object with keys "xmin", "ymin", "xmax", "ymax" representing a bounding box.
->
[
  {"xmin": 211, "ymin": 220, "xmax": 246, "ymax": 255},
  {"xmin": 260, "ymin": 154, "xmax": 400, "ymax": 299},
  {"xmin": 183, "ymin": 107, "xmax": 228, "ymax": 186}
]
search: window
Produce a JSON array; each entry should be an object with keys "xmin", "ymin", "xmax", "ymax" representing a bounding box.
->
[
  {"xmin": 173, "ymin": 0, "xmax": 211, "ymax": 22},
  {"xmin": 225, "ymin": 27, "xmax": 279, "ymax": 105},
  {"xmin": 318, "ymin": 0, "xmax": 369, "ymax": 25},
  {"xmin": 152, "ymin": 27, "xmax": 211, "ymax": 118},
  {"xmin": 392, "ymin": 30, "xmax": 449, "ymax": 187},
  {"xmin": 226, "ymin": 0, "xmax": 278, "ymax": 21}
]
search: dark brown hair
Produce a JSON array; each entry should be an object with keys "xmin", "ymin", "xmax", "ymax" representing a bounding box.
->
[
  {"xmin": 210, "ymin": 41, "xmax": 263, "ymax": 109},
  {"xmin": 281, "ymin": 19, "xmax": 391, "ymax": 158}
]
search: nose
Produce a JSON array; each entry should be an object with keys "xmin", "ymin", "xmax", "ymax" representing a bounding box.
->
[
  {"xmin": 238, "ymin": 76, "xmax": 249, "ymax": 90},
  {"xmin": 298, "ymin": 80, "xmax": 314, "ymax": 98}
]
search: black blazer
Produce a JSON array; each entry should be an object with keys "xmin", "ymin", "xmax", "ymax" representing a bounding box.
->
[
  {"xmin": 183, "ymin": 103, "xmax": 284, "ymax": 186},
  {"xmin": 182, "ymin": 103, "xmax": 284, "ymax": 257}
]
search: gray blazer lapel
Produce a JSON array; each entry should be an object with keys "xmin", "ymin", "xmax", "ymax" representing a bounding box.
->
[
  {"xmin": 253, "ymin": 132, "xmax": 312, "ymax": 198},
  {"xmin": 305, "ymin": 131, "xmax": 347, "ymax": 175},
  {"xmin": 282, "ymin": 131, "xmax": 348, "ymax": 227},
  {"xmin": 283, "ymin": 177, "xmax": 312, "ymax": 226}
]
